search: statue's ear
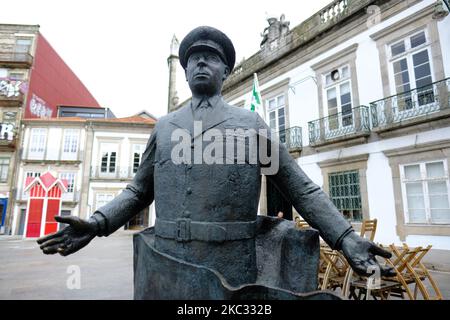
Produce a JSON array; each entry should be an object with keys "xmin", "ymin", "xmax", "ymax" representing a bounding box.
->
[{"xmin": 223, "ymin": 66, "xmax": 230, "ymax": 81}]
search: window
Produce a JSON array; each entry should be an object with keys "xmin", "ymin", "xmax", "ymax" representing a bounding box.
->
[
  {"xmin": 26, "ymin": 172, "xmax": 41, "ymax": 178},
  {"xmin": 28, "ymin": 128, "xmax": 47, "ymax": 158},
  {"xmin": 8, "ymin": 72, "xmax": 25, "ymax": 80},
  {"xmin": 390, "ymin": 30, "xmax": 434, "ymax": 111},
  {"xmin": 132, "ymin": 144, "xmax": 146, "ymax": 174},
  {"xmin": 0, "ymin": 158, "xmax": 10, "ymax": 183},
  {"xmin": 401, "ymin": 161, "xmax": 450, "ymax": 224},
  {"xmin": 2, "ymin": 112, "xmax": 17, "ymax": 124},
  {"xmin": 329, "ymin": 170, "xmax": 362, "ymax": 222},
  {"xmin": 15, "ymin": 38, "xmax": 32, "ymax": 54},
  {"xmin": 59, "ymin": 173, "xmax": 75, "ymax": 193},
  {"xmin": 266, "ymin": 94, "xmax": 286, "ymax": 143},
  {"xmin": 99, "ymin": 143, "xmax": 118, "ymax": 175},
  {"xmin": 324, "ymin": 65, "xmax": 353, "ymax": 131},
  {"xmin": 95, "ymin": 193, "xmax": 115, "ymax": 210},
  {"xmin": 62, "ymin": 129, "xmax": 79, "ymax": 160}
]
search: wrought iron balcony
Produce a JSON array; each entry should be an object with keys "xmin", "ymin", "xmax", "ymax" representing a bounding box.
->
[
  {"xmin": 0, "ymin": 52, "xmax": 33, "ymax": 68},
  {"xmin": 308, "ymin": 106, "xmax": 370, "ymax": 146},
  {"xmin": 90, "ymin": 166, "xmax": 135, "ymax": 180},
  {"xmin": 371, "ymin": 78, "xmax": 450, "ymax": 129},
  {"xmin": 278, "ymin": 126, "xmax": 302, "ymax": 151}
]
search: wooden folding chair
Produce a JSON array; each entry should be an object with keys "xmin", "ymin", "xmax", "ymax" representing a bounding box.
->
[
  {"xmin": 341, "ymin": 266, "xmax": 402, "ymax": 300},
  {"xmin": 398, "ymin": 244, "xmax": 443, "ymax": 300},
  {"xmin": 294, "ymin": 217, "xmax": 310, "ymax": 229},
  {"xmin": 360, "ymin": 219, "xmax": 377, "ymax": 241},
  {"xmin": 382, "ymin": 244, "xmax": 443, "ymax": 300},
  {"xmin": 320, "ymin": 249, "xmax": 350, "ymax": 292}
]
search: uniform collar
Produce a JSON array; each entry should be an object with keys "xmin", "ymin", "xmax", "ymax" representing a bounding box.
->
[{"xmin": 191, "ymin": 95, "xmax": 223, "ymax": 110}]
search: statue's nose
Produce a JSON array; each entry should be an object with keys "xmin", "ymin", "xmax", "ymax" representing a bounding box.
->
[{"xmin": 197, "ymin": 57, "xmax": 207, "ymax": 66}]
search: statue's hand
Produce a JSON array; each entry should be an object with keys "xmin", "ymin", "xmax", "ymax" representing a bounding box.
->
[
  {"xmin": 340, "ymin": 232, "xmax": 397, "ymax": 277},
  {"xmin": 37, "ymin": 216, "xmax": 98, "ymax": 256}
]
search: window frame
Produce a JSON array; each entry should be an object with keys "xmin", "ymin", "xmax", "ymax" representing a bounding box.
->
[
  {"xmin": 328, "ymin": 169, "xmax": 363, "ymax": 222},
  {"xmin": 99, "ymin": 142, "xmax": 119, "ymax": 176},
  {"xmin": 59, "ymin": 172, "xmax": 76, "ymax": 194},
  {"xmin": 131, "ymin": 143, "xmax": 146, "ymax": 174},
  {"xmin": 322, "ymin": 64, "xmax": 355, "ymax": 133},
  {"xmin": 28, "ymin": 128, "xmax": 47, "ymax": 159},
  {"xmin": 387, "ymin": 29, "xmax": 436, "ymax": 111},
  {"xmin": 0, "ymin": 158, "xmax": 10, "ymax": 183},
  {"xmin": 95, "ymin": 192, "xmax": 116, "ymax": 211},
  {"xmin": 266, "ymin": 94, "xmax": 287, "ymax": 133},
  {"xmin": 400, "ymin": 160, "xmax": 450, "ymax": 225},
  {"xmin": 61, "ymin": 128, "xmax": 80, "ymax": 160}
]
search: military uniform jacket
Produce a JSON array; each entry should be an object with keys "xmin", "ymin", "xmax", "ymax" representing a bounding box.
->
[{"xmin": 92, "ymin": 96, "xmax": 352, "ymax": 245}]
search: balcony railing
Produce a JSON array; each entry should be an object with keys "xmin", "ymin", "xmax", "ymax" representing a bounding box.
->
[
  {"xmin": 371, "ymin": 78, "xmax": 450, "ymax": 128},
  {"xmin": 278, "ymin": 126, "xmax": 302, "ymax": 151},
  {"xmin": 91, "ymin": 166, "xmax": 136, "ymax": 180},
  {"xmin": 320, "ymin": 0, "xmax": 348, "ymax": 24},
  {"xmin": 0, "ymin": 52, "xmax": 33, "ymax": 67},
  {"xmin": 18, "ymin": 190, "xmax": 80, "ymax": 203},
  {"xmin": 308, "ymin": 105, "xmax": 370, "ymax": 145},
  {"xmin": 22, "ymin": 150, "xmax": 84, "ymax": 163}
]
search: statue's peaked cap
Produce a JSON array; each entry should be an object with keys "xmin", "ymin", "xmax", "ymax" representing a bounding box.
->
[{"xmin": 179, "ymin": 26, "xmax": 235, "ymax": 71}]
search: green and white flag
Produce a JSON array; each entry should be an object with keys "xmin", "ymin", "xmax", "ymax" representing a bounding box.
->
[{"xmin": 250, "ymin": 73, "xmax": 263, "ymax": 117}]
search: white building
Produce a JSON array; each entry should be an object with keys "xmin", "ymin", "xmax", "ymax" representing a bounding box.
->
[
  {"xmin": 12, "ymin": 118, "xmax": 88, "ymax": 236},
  {"xmin": 87, "ymin": 116, "xmax": 156, "ymax": 230},
  {"xmin": 220, "ymin": 0, "xmax": 450, "ymax": 250}
]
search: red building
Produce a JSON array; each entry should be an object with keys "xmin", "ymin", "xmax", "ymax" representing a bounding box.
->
[{"xmin": 25, "ymin": 33, "xmax": 101, "ymax": 118}]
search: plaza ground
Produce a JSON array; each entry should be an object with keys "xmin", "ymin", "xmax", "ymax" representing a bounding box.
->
[{"xmin": 0, "ymin": 232, "xmax": 449, "ymax": 300}]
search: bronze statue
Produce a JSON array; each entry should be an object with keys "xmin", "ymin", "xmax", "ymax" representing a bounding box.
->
[{"xmin": 37, "ymin": 26, "xmax": 395, "ymax": 299}]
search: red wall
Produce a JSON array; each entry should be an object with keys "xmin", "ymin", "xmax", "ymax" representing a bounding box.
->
[{"xmin": 25, "ymin": 33, "xmax": 101, "ymax": 118}]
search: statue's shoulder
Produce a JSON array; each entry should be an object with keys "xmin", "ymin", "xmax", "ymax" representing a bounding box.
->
[
  {"xmin": 224, "ymin": 102, "xmax": 260, "ymax": 128},
  {"xmin": 157, "ymin": 103, "xmax": 190, "ymax": 126},
  {"xmin": 225, "ymin": 102, "xmax": 258, "ymax": 119}
]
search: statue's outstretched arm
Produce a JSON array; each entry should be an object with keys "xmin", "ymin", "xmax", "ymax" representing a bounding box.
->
[{"xmin": 257, "ymin": 115, "xmax": 395, "ymax": 277}]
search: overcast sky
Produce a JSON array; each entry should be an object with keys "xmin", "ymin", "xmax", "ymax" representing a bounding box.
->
[{"xmin": 1, "ymin": 0, "xmax": 332, "ymax": 118}]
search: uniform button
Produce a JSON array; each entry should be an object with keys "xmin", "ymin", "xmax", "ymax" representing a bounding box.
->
[
  {"xmin": 186, "ymin": 188, "xmax": 192, "ymax": 195},
  {"xmin": 182, "ymin": 210, "xmax": 191, "ymax": 218}
]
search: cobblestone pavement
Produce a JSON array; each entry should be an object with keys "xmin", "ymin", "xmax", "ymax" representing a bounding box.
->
[{"xmin": 0, "ymin": 233, "xmax": 449, "ymax": 300}]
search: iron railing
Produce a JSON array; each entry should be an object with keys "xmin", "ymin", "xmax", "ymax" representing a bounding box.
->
[
  {"xmin": 308, "ymin": 105, "xmax": 370, "ymax": 145},
  {"xmin": 0, "ymin": 52, "xmax": 33, "ymax": 66},
  {"xmin": 18, "ymin": 190, "xmax": 80, "ymax": 202},
  {"xmin": 90, "ymin": 166, "xmax": 136, "ymax": 179},
  {"xmin": 371, "ymin": 78, "xmax": 450, "ymax": 128},
  {"xmin": 278, "ymin": 126, "xmax": 302, "ymax": 150}
]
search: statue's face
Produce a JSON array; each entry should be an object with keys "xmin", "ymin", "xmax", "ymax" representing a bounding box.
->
[{"xmin": 186, "ymin": 50, "xmax": 230, "ymax": 96}]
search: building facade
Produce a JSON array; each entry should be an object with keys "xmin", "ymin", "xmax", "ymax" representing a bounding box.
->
[
  {"xmin": 11, "ymin": 114, "xmax": 155, "ymax": 237},
  {"xmin": 219, "ymin": 0, "xmax": 450, "ymax": 249},
  {"xmin": 87, "ymin": 116, "xmax": 156, "ymax": 231}
]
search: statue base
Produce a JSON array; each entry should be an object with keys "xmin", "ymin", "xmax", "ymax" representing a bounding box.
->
[{"xmin": 133, "ymin": 216, "xmax": 341, "ymax": 300}]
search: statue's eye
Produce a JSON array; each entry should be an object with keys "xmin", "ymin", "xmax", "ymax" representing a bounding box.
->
[{"xmin": 207, "ymin": 55, "xmax": 220, "ymax": 63}]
